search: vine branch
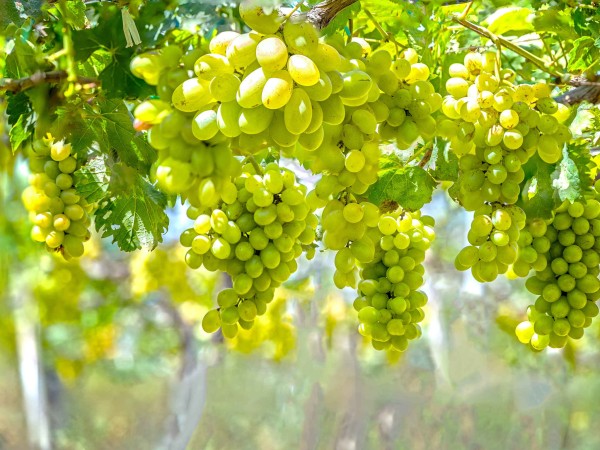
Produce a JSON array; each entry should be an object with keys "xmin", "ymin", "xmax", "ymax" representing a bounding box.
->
[
  {"xmin": 305, "ymin": 0, "xmax": 358, "ymax": 29},
  {"xmin": 0, "ymin": 70, "xmax": 99, "ymax": 94},
  {"xmin": 453, "ymin": 16, "xmax": 564, "ymax": 79}
]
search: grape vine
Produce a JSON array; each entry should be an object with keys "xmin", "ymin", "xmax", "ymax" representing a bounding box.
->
[{"xmin": 1, "ymin": 0, "xmax": 600, "ymax": 355}]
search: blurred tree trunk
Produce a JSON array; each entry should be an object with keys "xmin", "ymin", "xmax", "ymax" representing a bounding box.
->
[{"xmin": 13, "ymin": 280, "xmax": 53, "ymax": 450}]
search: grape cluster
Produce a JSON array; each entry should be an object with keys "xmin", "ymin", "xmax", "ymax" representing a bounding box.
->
[
  {"xmin": 22, "ymin": 135, "xmax": 92, "ymax": 259},
  {"xmin": 508, "ymin": 217, "xmax": 551, "ymax": 278},
  {"xmin": 322, "ymin": 197, "xmax": 381, "ymax": 288},
  {"xmin": 131, "ymin": 47, "xmax": 242, "ymax": 205},
  {"xmin": 179, "ymin": 163, "xmax": 317, "ymax": 338},
  {"xmin": 516, "ymin": 187, "xmax": 600, "ymax": 350},
  {"xmin": 353, "ymin": 209, "xmax": 435, "ymax": 352},
  {"xmin": 454, "ymin": 204, "xmax": 525, "ymax": 281},
  {"xmin": 299, "ymin": 43, "xmax": 438, "ymax": 201},
  {"xmin": 440, "ymin": 52, "xmax": 571, "ymax": 211}
]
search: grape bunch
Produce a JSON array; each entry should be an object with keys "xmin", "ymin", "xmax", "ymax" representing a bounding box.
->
[
  {"xmin": 22, "ymin": 135, "xmax": 93, "ymax": 259},
  {"xmin": 508, "ymin": 217, "xmax": 551, "ymax": 278},
  {"xmin": 298, "ymin": 44, "xmax": 438, "ymax": 200},
  {"xmin": 439, "ymin": 52, "xmax": 571, "ymax": 211},
  {"xmin": 131, "ymin": 46, "xmax": 243, "ymax": 204},
  {"xmin": 372, "ymin": 48, "xmax": 442, "ymax": 149},
  {"xmin": 516, "ymin": 187, "xmax": 600, "ymax": 350},
  {"xmin": 179, "ymin": 163, "xmax": 317, "ymax": 338},
  {"xmin": 353, "ymin": 209, "xmax": 435, "ymax": 352},
  {"xmin": 321, "ymin": 197, "xmax": 381, "ymax": 288},
  {"xmin": 454, "ymin": 204, "xmax": 525, "ymax": 281},
  {"xmin": 130, "ymin": 44, "xmax": 203, "ymax": 105}
]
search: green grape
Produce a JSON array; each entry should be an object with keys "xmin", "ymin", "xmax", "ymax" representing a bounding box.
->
[
  {"xmin": 287, "ymin": 54, "xmax": 320, "ymax": 87},
  {"xmin": 284, "ymin": 88, "xmax": 312, "ymax": 134},
  {"xmin": 237, "ymin": 67, "xmax": 268, "ymax": 108},
  {"xmin": 172, "ymin": 78, "xmax": 214, "ymax": 112}
]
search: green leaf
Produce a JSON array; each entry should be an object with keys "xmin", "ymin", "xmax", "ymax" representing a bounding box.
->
[
  {"xmin": 4, "ymin": 29, "xmax": 36, "ymax": 78},
  {"xmin": 567, "ymin": 36, "xmax": 600, "ymax": 72},
  {"xmin": 519, "ymin": 155, "xmax": 555, "ymax": 220},
  {"xmin": 74, "ymin": 156, "xmax": 111, "ymax": 203},
  {"xmin": 532, "ymin": 10, "xmax": 577, "ymax": 40},
  {"xmin": 429, "ymin": 139, "xmax": 458, "ymax": 182},
  {"xmin": 552, "ymin": 147, "xmax": 583, "ymax": 203},
  {"xmin": 368, "ymin": 166, "xmax": 437, "ymax": 211},
  {"xmin": 54, "ymin": 107, "xmax": 97, "ymax": 156},
  {"xmin": 9, "ymin": 115, "xmax": 30, "ymax": 152},
  {"xmin": 72, "ymin": 8, "xmax": 154, "ymax": 99},
  {"xmin": 0, "ymin": 0, "xmax": 21, "ymax": 28},
  {"xmin": 483, "ymin": 7, "xmax": 534, "ymax": 36},
  {"xmin": 62, "ymin": 0, "xmax": 88, "ymax": 29},
  {"xmin": 75, "ymin": 157, "xmax": 169, "ymax": 251},
  {"xmin": 82, "ymin": 99, "xmax": 156, "ymax": 171},
  {"xmin": 5, "ymin": 92, "xmax": 32, "ymax": 127}
]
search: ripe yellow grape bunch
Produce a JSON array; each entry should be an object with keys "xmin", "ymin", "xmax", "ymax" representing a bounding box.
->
[
  {"xmin": 22, "ymin": 135, "xmax": 93, "ymax": 259},
  {"xmin": 131, "ymin": 46, "xmax": 243, "ymax": 204},
  {"xmin": 439, "ymin": 52, "xmax": 571, "ymax": 211},
  {"xmin": 179, "ymin": 163, "xmax": 317, "ymax": 338},
  {"xmin": 515, "ymin": 183, "xmax": 600, "ymax": 350}
]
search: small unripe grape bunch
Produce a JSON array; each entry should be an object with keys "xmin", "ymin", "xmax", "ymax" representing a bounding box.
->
[
  {"xmin": 372, "ymin": 48, "xmax": 442, "ymax": 150},
  {"xmin": 22, "ymin": 135, "xmax": 93, "ymax": 259},
  {"xmin": 321, "ymin": 197, "xmax": 381, "ymax": 288},
  {"xmin": 180, "ymin": 162, "xmax": 318, "ymax": 339},
  {"xmin": 353, "ymin": 209, "xmax": 435, "ymax": 352},
  {"xmin": 516, "ymin": 190, "xmax": 600, "ymax": 351},
  {"xmin": 454, "ymin": 204, "xmax": 525, "ymax": 282}
]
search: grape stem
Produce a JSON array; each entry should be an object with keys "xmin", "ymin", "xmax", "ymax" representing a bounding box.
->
[
  {"xmin": 458, "ymin": 1, "xmax": 473, "ymax": 20},
  {"xmin": 242, "ymin": 155, "xmax": 264, "ymax": 175},
  {"xmin": 283, "ymin": 1, "xmax": 305, "ymax": 23},
  {"xmin": 0, "ymin": 70, "xmax": 98, "ymax": 93},
  {"xmin": 453, "ymin": 16, "xmax": 564, "ymax": 79},
  {"xmin": 305, "ymin": 0, "xmax": 358, "ymax": 29},
  {"xmin": 363, "ymin": 9, "xmax": 405, "ymax": 52},
  {"xmin": 418, "ymin": 146, "xmax": 433, "ymax": 168}
]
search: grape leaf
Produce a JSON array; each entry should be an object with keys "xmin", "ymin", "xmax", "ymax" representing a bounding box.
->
[
  {"xmin": 0, "ymin": 0, "xmax": 21, "ymax": 27},
  {"xmin": 74, "ymin": 156, "xmax": 111, "ymax": 203},
  {"xmin": 72, "ymin": 7, "xmax": 154, "ymax": 99},
  {"xmin": 532, "ymin": 10, "xmax": 577, "ymax": 40},
  {"xmin": 9, "ymin": 115, "xmax": 30, "ymax": 152},
  {"xmin": 483, "ymin": 7, "xmax": 534, "ymax": 36},
  {"xmin": 5, "ymin": 92, "xmax": 32, "ymax": 126},
  {"xmin": 552, "ymin": 147, "xmax": 583, "ymax": 203},
  {"xmin": 429, "ymin": 139, "xmax": 458, "ymax": 182},
  {"xmin": 75, "ymin": 156, "xmax": 169, "ymax": 251},
  {"xmin": 567, "ymin": 36, "xmax": 599, "ymax": 72},
  {"xmin": 519, "ymin": 155, "xmax": 555, "ymax": 220},
  {"xmin": 368, "ymin": 166, "xmax": 437, "ymax": 211},
  {"xmin": 61, "ymin": 0, "xmax": 88, "ymax": 29},
  {"xmin": 54, "ymin": 107, "xmax": 98, "ymax": 156},
  {"xmin": 82, "ymin": 99, "xmax": 156, "ymax": 171}
]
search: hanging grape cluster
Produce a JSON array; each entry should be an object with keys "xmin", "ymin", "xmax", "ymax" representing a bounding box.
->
[
  {"xmin": 179, "ymin": 163, "xmax": 317, "ymax": 338},
  {"xmin": 515, "ymin": 185, "xmax": 600, "ymax": 350},
  {"xmin": 124, "ymin": 0, "xmax": 600, "ymax": 354},
  {"xmin": 22, "ymin": 135, "xmax": 93, "ymax": 259}
]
